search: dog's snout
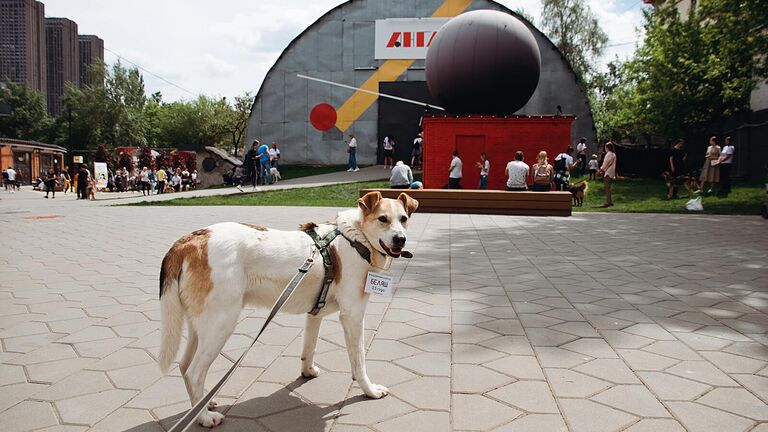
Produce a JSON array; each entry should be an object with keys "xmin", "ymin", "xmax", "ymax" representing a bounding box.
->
[{"xmin": 392, "ymin": 235, "xmax": 406, "ymax": 247}]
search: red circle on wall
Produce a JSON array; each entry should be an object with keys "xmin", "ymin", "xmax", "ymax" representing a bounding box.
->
[{"xmin": 310, "ymin": 103, "xmax": 337, "ymax": 131}]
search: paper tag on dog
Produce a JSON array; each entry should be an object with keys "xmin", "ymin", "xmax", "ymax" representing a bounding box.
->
[{"xmin": 365, "ymin": 271, "xmax": 394, "ymax": 296}]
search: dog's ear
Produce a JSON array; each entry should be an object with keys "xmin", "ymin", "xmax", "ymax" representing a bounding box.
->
[
  {"xmin": 358, "ymin": 191, "xmax": 382, "ymax": 215},
  {"xmin": 397, "ymin": 193, "xmax": 419, "ymax": 216}
]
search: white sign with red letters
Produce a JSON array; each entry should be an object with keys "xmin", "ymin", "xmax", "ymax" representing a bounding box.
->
[{"xmin": 374, "ymin": 18, "xmax": 450, "ymax": 60}]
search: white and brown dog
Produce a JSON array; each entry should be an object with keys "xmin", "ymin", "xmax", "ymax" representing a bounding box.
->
[{"xmin": 158, "ymin": 191, "xmax": 418, "ymax": 427}]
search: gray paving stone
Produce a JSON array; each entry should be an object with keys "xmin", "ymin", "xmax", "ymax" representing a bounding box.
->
[
  {"xmin": 452, "ymin": 394, "xmax": 522, "ymax": 431},
  {"xmin": 373, "ymin": 410, "xmax": 449, "ymax": 432},
  {"xmin": 591, "ymin": 385, "xmax": 671, "ymax": 417},
  {"xmin": 3, "ymin": 198, "xmax": 768, "ymax": 431},
  {"xmin": 487, "ymin": 380, "xmax": 559, "ymax": 413},
  {"xmin": 559, "ymin": 398, "xmax": 637, "ymax": 432},
  {"xmin": 667, "ymin": 401, "xmax": 755, "ymax": 432},
  {"xmin": 491, "ymin": 413, "xmax": 568, "ymax": 432},
  {"xmin": 697, "ymin": 387, "xmax": 768, "ymax": 421},
  {"xmin": 453, "ymin": 363, "xmax": 514, "ymax": 394},
  {"xmin": 666, "ymin": 361, "xmax": 738, "ymax": 386},
  {"xmin": 545, "ymin": 368, "xmax": 611, "ymax": 398},
  {"xmin": 0, "ymin": 400, "xmax": 59, "ymax": 432}
]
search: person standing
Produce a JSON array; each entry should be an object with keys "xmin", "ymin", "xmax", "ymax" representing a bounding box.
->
[
  {"xmin": 599, "ymin": 142, "xmax": 617, "ymax": 207},
  {"xmin": 245, "ymin": 140, "xmax": 260, "ymax": 188},
  {"xmin": 256, "ymin": 142, "xmax": 271, "ymax": 185},
  {"xmin": 5, "ymin": 166, "xmax": 16, "ymax": 193},
  {"xmin": 43, "ymin": 169, "xmax": 56, "ymax": 198},
  {"xmin": 139, "ymin": 167, "xmax": 151, "ymax": 196},
  {"xmin": 382, "ymin": 136, "xmax": 395, "ymax": 169},
  {"xmin": 346, "ymin": 134, "xmax": 359, "ymax": 172},
  {"xmin": 77, "ymin": 164, "xmax": 90, "ymax": 201},
  {"xmin": 575, "ymin": 137, "xmax": 588, "ymax": 177},
  {"xmin": 505, "ymin": 151, "xmax": 529, "ymax": 191},
  {"xmin": 268, "ymin": 142, "xmax": 281, "ymax": 168},
  {"xmin": 718, "ymin": 136, "xmax": 735, "ymax": 196},
  {"xmin": 389, "ymin": 161, "xmax": 413, "ymax": 189},
  {"xmin": 698, "ymin": 136, "xmax": 721, "ymax": 194},
  {"xmin": 553, "ymin": 147, "xmax": 575, "ymax": 191},
  {"xmin": 411, "ymin": 132, "xmax": 423, "ymax": 168},
  {"xmin": 531, "ymin": 151, "xmax": 553, "ymax": 192},
  {"xmin": 446, "ymin": 150, "xmax": 463, "ymax": 189},
  {"xmin": 59, "ymin": 169, "xmax": 70, "ymax": 194},
  {"xmin": 156, "ymin": 166, "xmax": 167, "ymax": 194},
  {"xmin": 476, "ymin": 153, "xmax": 490, "ymax": 189},
  {"xmin": 668, "ymin": 139, "xmax": 687, "ymax": 198}
]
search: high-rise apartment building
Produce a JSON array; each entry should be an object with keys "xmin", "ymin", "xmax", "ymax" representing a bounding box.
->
[
  {"xmin": 45, "ymin": 17, "xmax": 77, "ymax": 116},
  {"xmin": 0, "ymin": 0, "xmax": 46, "ymax": 97},
  {"xmin": 78, "ymin": 34, "xmax": 102, "ymax": 86}
]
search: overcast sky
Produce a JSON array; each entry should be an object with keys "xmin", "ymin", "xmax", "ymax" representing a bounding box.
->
[{"xmin": 41, "ymin": 0, "xmax": 647, "ymax": 102}]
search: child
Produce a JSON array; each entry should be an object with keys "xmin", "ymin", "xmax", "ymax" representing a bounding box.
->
[{"xmin": 587, "ymin": 154, "xmax": 599, "ymax": 180}]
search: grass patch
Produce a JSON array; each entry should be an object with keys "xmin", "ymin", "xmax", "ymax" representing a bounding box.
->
[
  {"xmin": 133, "ymin": 173, "xmax": 765, "ymax": 215},
  {"xmin": 573, "ymin": 176, "xmax": 766, "ymax": 215},
  {"xmin": 133, "ymin": 180, "xmax": 389, "ymax": 207}
]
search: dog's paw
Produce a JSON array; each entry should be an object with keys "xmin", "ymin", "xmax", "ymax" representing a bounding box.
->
[
  {"xmin": 364, "ymin": 384, "xmax": 389, "ymax": 399},
  {"xmin": 301, "ymin": 365, "xmax": 320, "ymax": 378},
  {"xmin": 207, "ymin": 399, "xmax": 218, "ymax": 409},
  {"xmin": 197, "ymin": 411, "xmax": 224, "ymax": 428}
]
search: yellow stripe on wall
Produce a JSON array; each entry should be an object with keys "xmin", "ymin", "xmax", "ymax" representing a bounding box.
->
[{"xmin": 334, "ymin": 0, "xmax": 474, "ymax": 132}]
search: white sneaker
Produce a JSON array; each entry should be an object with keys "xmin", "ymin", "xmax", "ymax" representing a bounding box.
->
[
  {"xmin": 353, "ymin": 168, "xmax": 360, "ymax": 172},
  {"xmin": 347, "ymin": 168, "xmax": 354, "ymax": 172}
]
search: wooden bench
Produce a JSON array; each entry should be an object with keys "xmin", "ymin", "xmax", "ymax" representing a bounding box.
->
[{"xmin": 359, "ymin": 189, "xmax": 572, "ymax": 217}]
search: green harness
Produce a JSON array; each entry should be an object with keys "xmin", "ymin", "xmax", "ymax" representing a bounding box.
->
[{"xmin": 304, "ymin": 227, "xmax": 373, "ymax": 315}]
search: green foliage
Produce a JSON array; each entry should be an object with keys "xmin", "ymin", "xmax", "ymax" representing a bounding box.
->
[
  {"xmin": 600, "ymin": 1, "xmax": 768, "ymax": 139},
  {"xmin": 63, "ymin": 61, "xmax": 148, "ymax": 150},
  {"xmin": 0, "ymin": 81, "xmax": 54, "ymax": 141},
  {"xmin": 541, "ymin": 0, "xmax": 608, "ymax": 85}
]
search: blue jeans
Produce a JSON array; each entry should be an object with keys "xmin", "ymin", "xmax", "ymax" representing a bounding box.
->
[
  {"xmin": 348, "ymin": 148, "xmax": 357, "ymax": 169},
  {"xmin": 478, "ymin": 175, "xmax": 488, "ymax": 189},
  {"xmin": 260, "ymin": 160, "xmax": 271, "ymax": 185}
]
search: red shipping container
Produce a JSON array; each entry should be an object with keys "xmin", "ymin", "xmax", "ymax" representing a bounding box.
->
[{"xmin": 421, "ymin": 115, "xmax": 576, "ymax": 190}]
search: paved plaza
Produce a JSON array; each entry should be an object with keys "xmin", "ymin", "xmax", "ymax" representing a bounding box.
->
[{"xmin": 1, "ymin": 186, "xmax": 767, "ymax": 431}]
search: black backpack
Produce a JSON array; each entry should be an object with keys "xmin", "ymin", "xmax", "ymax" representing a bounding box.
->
[{"xmin": 554, "ymin": 154, "xmax": 567, "ymax": 172}]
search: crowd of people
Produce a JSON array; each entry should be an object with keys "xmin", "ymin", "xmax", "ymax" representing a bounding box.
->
[
  {"xmin": 236, "ymin": 140, "xmax": 282, "ymax": 189},
  {"xmin": 667, "ymin": 135, "xmax": 735, "ymax": 198},
  {"xmin": 111, "ymin": 166, "xmax": 198, "ymax": 195},
  {"xmin": 438, "ymin": 142, "xmax": 619, "ymax": 207}
]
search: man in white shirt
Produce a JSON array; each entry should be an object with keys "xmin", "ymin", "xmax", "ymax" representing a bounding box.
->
[
  {"xmin": 505, "ymin": 151, "xmax": 529, "ymax": 191},
  {"xmin": 553, "ymin": 147, "xmax": 575, "ymax": 191},
  {"xmin": 575, "ymin": 137, "xmax": 588, "ymax": 176},
  {"xmin": 346, "ymin": 134, "xmax": 359, "ymax": 172},
  {"xmin": 6, "ymin": 167, "xmax": 17, "ymax": 193},
  {"xmin": 718, "ymin": 136, "xmax": 734, "ymax": 195},
  {"xmin": 389, "ymin": 161, "xmax": 413, "ymax": 189},
  {"xmin": 447, "ymin": 151, "xmax": 463, "ymax": 189}
]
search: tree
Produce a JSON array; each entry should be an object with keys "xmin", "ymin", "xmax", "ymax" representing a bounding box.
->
[
  {"xmin": 137, "ymin": 145, "xmax": 154, "ymax": 170},
  {"xmin": 92, "ymin": 144, "xmax": 115, "ymax": 171},
  {"xmin": 225, "ymin": 92, "xmax": 254, "ymax": 157},
  {"xmin": 0, "ymin": 81, "xmax": 54, "ymax": 142},
  {"xmin": 540, "ymin": 0, "xmax": 608, "ymax": 86},
  {"xmin": 601, "ymin": 0, "xmax": 768, "ymax": 139},
  {"xmin": 62, "ymin": 61, "xmax": 148, "ymax": 151}
]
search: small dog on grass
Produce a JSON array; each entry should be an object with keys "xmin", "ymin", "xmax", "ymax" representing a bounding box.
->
[
  {"xmin": 567, "ymin": 180, "xmax": 589, "ymax": 206},
  {"xmin": 662, "ymin": 171, "xmax": 699, "ymax": 199}
]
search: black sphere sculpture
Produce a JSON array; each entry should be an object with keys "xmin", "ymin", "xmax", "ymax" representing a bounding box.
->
[{"xmin": 425, "ymin": 10, "xmax": 541, "ymax": 115}]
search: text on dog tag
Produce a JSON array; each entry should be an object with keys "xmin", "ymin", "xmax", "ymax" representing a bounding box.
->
[{"xmin": 365, "ymin": 271, "xmax": 394, "ymax": 296}]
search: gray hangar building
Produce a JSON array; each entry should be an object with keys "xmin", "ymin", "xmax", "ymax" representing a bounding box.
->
[{"xmin": 246, "ymin": 0, "xmax": 596, "ymax": 166}]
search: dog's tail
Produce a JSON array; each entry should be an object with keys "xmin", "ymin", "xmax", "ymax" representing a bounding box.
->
[{"xmin": 158, "ymin": 251, "xmax": 184, "ymax": 374}]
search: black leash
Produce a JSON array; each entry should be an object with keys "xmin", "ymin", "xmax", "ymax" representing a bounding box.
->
[{"xmin": 168, "ymin": 253, "xmax": 317, "ymax": 432}]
